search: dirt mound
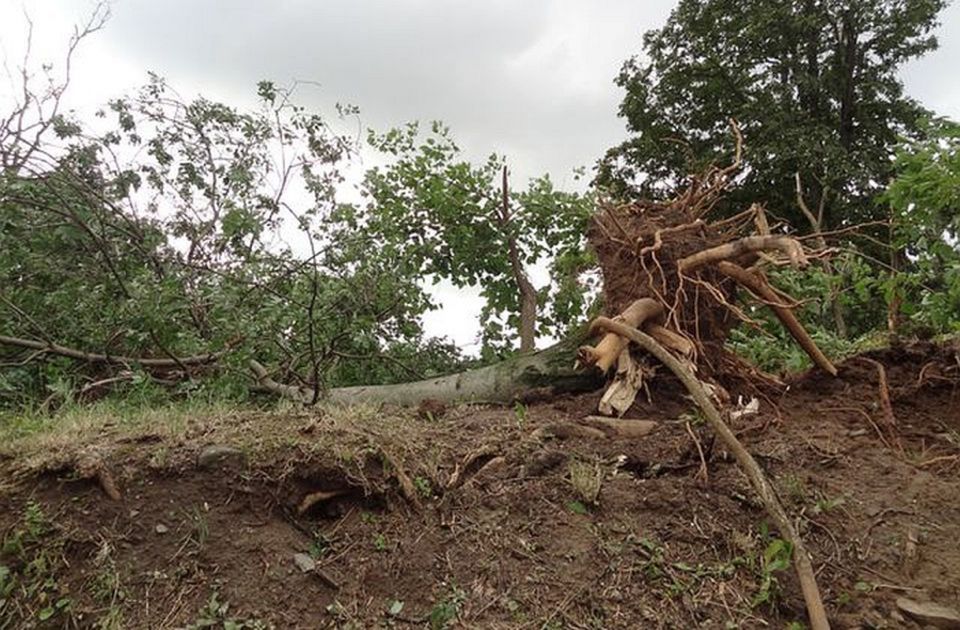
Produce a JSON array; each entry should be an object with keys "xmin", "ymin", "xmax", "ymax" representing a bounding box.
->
[{"xmin": 1, "ymin": 343, "xmax": 958, "ymax": 628}]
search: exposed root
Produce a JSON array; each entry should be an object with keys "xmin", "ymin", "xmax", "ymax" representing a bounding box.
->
[
  {"xmin": 857, "ymin": 357, "xmax": 902, "ymax": 451},
  {"xmin": 298, "ymin": 489, "xmax": 350, "ymax": 515},
  {"xmin": 578, "ymin": 298, "xmax": 663, "ymax": 372},
  {"xmin": 678, "ymin": 235, "xmax": 809, "ymax": 273},
  {"xmin": 588, "ymin": 316, "xmax": 830, "ymax": 630}
]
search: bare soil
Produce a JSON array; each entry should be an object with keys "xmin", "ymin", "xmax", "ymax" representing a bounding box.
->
[{"xmin": 1, "ymin": 342, "xmax": 959, "ymax": 629}]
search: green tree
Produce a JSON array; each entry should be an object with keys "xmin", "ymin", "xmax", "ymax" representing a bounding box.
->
[
  {"xmin": 0, "ymin": 72, "xmax": 458, "ymax": 406},
  {"xmin": 883, "ymin": 117, "xmax": 960, "ymax": 333},
  {"xmin": 360, "ymin": 122, "xmax": 594, "ymax": 357},
  {"xmin": 599, "ymin": 0, "xmax": 947, "ymax": 233}
]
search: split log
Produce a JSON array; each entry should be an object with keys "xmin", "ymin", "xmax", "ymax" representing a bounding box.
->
[
  {"xmin": 589, "ymin": 316, "xmax": 829, "ymax": 630},
  {"xmin": 717, "ymin": 262, "xmax": 837, "ymax": 376}
]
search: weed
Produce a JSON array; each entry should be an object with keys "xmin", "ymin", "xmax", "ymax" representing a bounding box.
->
[
  {"xmin": 568, "ymin": 458, "xmax": 603, "ymax": 506},
  {"xmin": 752, "ymin": 537, "xmax": 793, "ymax": 608},
  {"xmin": 89, "ymin": 540, "xmax": 125, "ymax": 629},
  {"xmin": 372, "ymin": 533, "xmax": 388, "ymax": 552},
  {"xmin": 413, "ymin": 476, "xmax": 433, "ymax": 498},
  {"xmin": 429, "ymin": 584, "xmax": 466, "ymax": 630},
  {"xmin": 780, "ymin": 474, "xmax": 807, "ymax": 503},
  {"xmin": 185, "ymin": 505, "xmax": 210, "ymax": 551},
  {"xmin": 513, "ymin": 402, "xmax": 527, "ymax": 429},
  {"xmin": 307, "ymin": 531, "xmax": 332, "ymax": 560},
  {"xmin": 0, "ymin": 501, "xmax": 73, "ymax": 627},
  {"xmin": 811, "ymin": 494, "xmax": 845, "ymax": 515},
  {"xmin": 185, "ymin": 591, "xmax": 269, "ymax": 629}
]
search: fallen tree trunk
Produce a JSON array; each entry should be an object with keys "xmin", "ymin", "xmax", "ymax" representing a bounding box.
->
[{"xmin": 250, "ymin": 332, "xmax": 603, "ymax": 405}]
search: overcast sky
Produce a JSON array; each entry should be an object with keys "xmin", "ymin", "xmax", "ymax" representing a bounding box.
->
[{"xmin": 2, "ymin": 0, "xmax": 959, "ymax": 350}]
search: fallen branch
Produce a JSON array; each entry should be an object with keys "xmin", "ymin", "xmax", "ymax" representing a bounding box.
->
[
  {"xmin": 588, "ymin": 316, "xmax": 829, "ymax": 630},
  {"xmin": 678, "ymin": 235, "xmax": 809, "ymax": 273},
  {"xmin": 0, "ymin": 334, "xmax": 225, "ymax": 368},
  {"xmin": 716, "ymin": 262, "xmax": 837, "ymax": 376}
]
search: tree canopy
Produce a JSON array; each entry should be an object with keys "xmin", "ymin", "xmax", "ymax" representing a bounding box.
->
[{"xmin": 598, "ymin": 0, "xmax": 948, "ymax": 232}]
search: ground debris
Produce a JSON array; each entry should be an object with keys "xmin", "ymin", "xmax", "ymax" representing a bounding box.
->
[{"xmin": 896, "ymin": 597, "xmax": 960, "ymax": 629}]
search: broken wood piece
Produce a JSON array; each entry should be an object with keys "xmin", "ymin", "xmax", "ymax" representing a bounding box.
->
[
  {"xmin": 579, "ymin": 298, "xmax": 663, "ymax": 372},
  {"xmin": 858, "ymin": 357, "xmax": 901, "ymax": 450},
  {"xmin": 588, "ymin": 315, "xmax": 829, "ymax": 630},
  {"xmin": 380, "ymin": 449, "xmax": 421, "ymax": 507},
  {"xmin": 533, "ymin": 424, "xmax": 608, "ymax": 440},
  {"xmin": 896, "ymin": 597, "xmax": 960, "ymax": 629},
  {"xmin": 717, "ymin": 262, "xmax": 837, "ymax": 376},
  {"xmin": 581, "ymin": 416, "xmax": 658, "ymax": 438},
  {"xmin": 902, "ymin": 524, "xmax": 919, "ymax": 578},
  {"xmin": 75, "ymin": 449, "xmax": 122, "ymax": 501},
  {"xmin": 598, "ymin": 350, "xmax": 651, "ymax": 416},
  {"xmin": 298, "ymin": 489, "xmax": 350, "ymax": 515},
  {"xmin": 678, "ymin": 235, "xmax": 809, "ymax": 272}
]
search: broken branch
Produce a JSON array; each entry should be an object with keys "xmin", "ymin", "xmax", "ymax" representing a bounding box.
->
[{"xmin": 0, "ymin": 334, "xmax": 226, "ymax": 368}]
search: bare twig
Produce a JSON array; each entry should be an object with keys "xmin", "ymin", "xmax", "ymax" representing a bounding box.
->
[{"xmin": 0, "ymin": 334, "xmax": 227, "ymax": 368}]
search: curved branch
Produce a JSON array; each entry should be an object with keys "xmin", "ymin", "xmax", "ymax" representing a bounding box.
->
[
  {"xmin": 716, "ymin": 262, "xmax": 837, "ymax": 376},
  {"xmin": 678, "ymin": 235, "xmax": 808, "ymax": 273},
  {"xmin": 578, "ymin": 298, "xmax": 664, "ymax": 372},
  {"xmin": 589, "ymin": 316, "xmax": 829, "ymax": 630}
]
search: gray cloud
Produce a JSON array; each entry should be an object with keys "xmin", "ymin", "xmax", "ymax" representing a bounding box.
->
[{"xmin": 4, "ymin": 0, "xmax": 957, "ymax": 348}]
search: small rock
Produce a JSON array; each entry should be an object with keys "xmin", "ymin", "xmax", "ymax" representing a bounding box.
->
[
  {"xmin": 197, "ymin": 445, "xmax": 246, "ymax": 470},
  {"xmin": 293, "ymin": 553, "xmax": 316, "ymax": 573},
  {"xmin": 155, "ymin": 523, "xmax": 169, "ymax": 534},
  {"xmin": 896, "ymin": 597, "xmax": 960, "ymax": 629}
]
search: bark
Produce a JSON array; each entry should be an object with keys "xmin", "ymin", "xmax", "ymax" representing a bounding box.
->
[
  {"xmin": 250, "ymin": 331, "xmax": 602, "ymax": 406},
  {"xmin": 678, "ymin": 235, "xmax": 809, "ymax": 273},
  {"xmin": 501, "ymin": 166, "xmax": 537, "ymax": 353}
]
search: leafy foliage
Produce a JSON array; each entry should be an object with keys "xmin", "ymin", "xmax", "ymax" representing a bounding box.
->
[
  {"xmin": 884, "ymin": 117, "xmax": 960, "ymax": 332},
  {"xmin": 0, "ymin": 76, "xmax": 461, "ymax": 407},
  {"xmin": 599, "ymin": 0, "xmax": 947, "ymax": 232},
  {"xmin": 358, "ymin": 122, "xmax": 594, "ymax": 356}
]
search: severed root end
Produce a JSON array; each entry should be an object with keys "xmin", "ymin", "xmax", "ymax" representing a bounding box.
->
[
  {"xmin": 580, "ymin": 298, "xmax": 665, "ymax": 373},
  {"xmin": 75, "ymin": 449, "xmax": 122, "ymax": 501}
]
